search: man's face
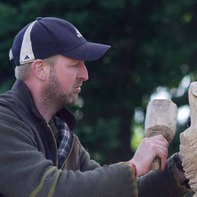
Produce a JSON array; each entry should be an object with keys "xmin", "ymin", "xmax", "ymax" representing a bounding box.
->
[{"xmin": 42, "ymin": 55, "xmax": 88, "ymax": 110}]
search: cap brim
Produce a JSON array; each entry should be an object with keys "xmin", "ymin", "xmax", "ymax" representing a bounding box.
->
[{"xmin": 62, "ymin": 41, "xmax": 111, "ymax": 61}]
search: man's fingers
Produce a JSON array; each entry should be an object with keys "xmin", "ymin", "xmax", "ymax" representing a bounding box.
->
[{"xmin": 131, "ymin": 134, "xmax": 169, "ymax": 176}]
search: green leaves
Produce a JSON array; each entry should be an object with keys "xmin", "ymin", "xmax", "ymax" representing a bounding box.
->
[{"xmin": 1, "ymin": 0, "xmax": 197, "ymax": 167}]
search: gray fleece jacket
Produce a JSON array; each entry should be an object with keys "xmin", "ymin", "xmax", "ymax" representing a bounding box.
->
[{"xmin": 0, "ymin": 80, "xmax": 190, "ymax": 196}]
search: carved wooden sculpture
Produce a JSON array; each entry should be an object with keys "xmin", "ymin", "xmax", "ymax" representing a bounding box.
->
[
  {"xmin": 180, "ymin": 82, "xmax": 197, "ymax": 196},
  {"xmin": 145, "ymin": 99, "xmax": 178, "ymax": 170}
]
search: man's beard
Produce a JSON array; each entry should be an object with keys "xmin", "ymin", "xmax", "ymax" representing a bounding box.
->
[{"xmin": 41, "ymin": 70, "xmax": 76, "ymax": 114}]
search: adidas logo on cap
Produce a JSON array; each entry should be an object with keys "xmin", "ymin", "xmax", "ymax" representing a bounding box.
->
[{"xmin": 24, "ymin": 55, "xmax": 30, "ymax": 60}]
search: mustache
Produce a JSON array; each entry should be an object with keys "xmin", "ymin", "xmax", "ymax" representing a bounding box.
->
[{"xmin": 74, "ymin": 81, "xmax": 83, "ymax": 87}]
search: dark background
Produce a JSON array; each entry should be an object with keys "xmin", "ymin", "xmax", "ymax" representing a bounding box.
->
[{"xmin": 0, "ymin": 1, "xmax": 197, "ymax": 195}]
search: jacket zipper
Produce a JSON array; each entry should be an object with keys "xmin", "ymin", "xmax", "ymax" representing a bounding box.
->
[
  {"xmin": 61, "ymin": 133, "xmax": 75, "ymax": 169},
  {"xmin": 46, "ymin": 123, "xmax": 58, "ymax": 167}
]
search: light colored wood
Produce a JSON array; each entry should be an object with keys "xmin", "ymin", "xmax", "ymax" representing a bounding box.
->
[
  {"xmin": 145, "ymin": 99, "xmax": 178, "ymax": 170},
  {"xmin": 180, "ymin": 82, "xmax": 197, "ymax": 194}
]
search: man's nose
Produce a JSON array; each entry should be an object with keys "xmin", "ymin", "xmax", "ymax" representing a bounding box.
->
[{"xmin": 79, "ymin": 63, "xmax": 89, "ymax": 81}]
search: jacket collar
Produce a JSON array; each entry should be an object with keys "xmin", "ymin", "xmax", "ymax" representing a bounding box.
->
[{"xmin": 11, "ymin": 80, "xmax": 77, "ymax": 130}]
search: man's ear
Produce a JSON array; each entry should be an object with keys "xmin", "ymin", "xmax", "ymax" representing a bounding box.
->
[{"xmin": 31, "ymin": 59, "xmax": 49, "ymax": 80}]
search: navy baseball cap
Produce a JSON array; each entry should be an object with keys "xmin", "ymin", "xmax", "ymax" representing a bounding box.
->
[{"xmin": 9, "ymin": 17, "xmax": 111, "ymax": 66}]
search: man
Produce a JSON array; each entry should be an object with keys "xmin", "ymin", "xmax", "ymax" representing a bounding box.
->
[{"xmin": 0, "ymin": 17, "xmax": 190, "ymax": 196}]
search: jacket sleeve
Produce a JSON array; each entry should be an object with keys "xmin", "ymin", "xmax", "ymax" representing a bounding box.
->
[
  {"xmin": 0, "ymin": 107, "xmax": 137, "ymax": 197},
  {"xmin": 137, "ymin": 154, "xmax": 191, "ymax": 197},
  {"xmin": 79, "ymin": 144, "xmax": 101, "ymax": 171}
]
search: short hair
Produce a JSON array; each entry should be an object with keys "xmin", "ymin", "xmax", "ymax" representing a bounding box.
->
[
  {"xmin": 15, "ymin": 56, "xmax": 57, "ymax": 81},
  {"xmin": 15, "ymin": 62, "xmax": 31, "ymax": 81}
]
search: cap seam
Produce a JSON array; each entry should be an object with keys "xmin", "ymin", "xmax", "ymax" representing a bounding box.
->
[{"xmin": 37, "ymin": 20, "xmax": 63, "ymax": 50}]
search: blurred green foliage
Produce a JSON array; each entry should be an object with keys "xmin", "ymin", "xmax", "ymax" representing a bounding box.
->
[{"xmin": 0, "ymin": 3, "xmax": 197, "ymax": 195}]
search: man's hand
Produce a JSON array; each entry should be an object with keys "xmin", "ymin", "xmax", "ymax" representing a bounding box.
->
[{"xmin": 129, "ymin": 135, "xmax": 168, "ymax": 176}]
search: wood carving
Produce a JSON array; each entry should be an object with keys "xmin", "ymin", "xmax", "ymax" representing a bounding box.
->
[{"xmin": 180, "ymin": 82, "xmax": 197, "ymax": 196}]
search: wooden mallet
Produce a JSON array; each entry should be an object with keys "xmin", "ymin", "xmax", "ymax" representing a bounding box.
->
[{"xmin": 145, "ymin": 99, "xmax": 178, "ymax": 170}]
